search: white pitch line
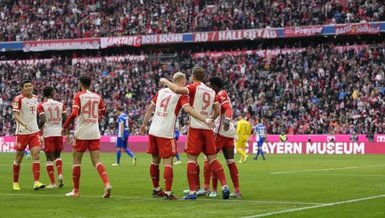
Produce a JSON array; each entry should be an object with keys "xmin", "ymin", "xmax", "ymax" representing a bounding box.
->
[
  {"xmin": 0, "ymin": 193, "xmax": 321, "ymax": 205},
  {"xmin": 270, "ymin": 164, "xmax": 385, "ymax": 175},
  {"xmin": 241, "ymin": 194, "xmax": 385, "ymax": 218},
  {"xmin": 301, "ymin": 173, "xmax": 385, "ymax": 177}
]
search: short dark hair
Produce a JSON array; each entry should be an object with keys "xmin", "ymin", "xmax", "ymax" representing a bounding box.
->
[
  {"xmin": 192, "ymin": 67, "xmax": 204, "ymax": 81},
  {"xmin": 116, "ymin": 106, "xmax": 123, "ymax": 112},
  {"xmin": 43, "ymin": 86, "xmax": 54, "ymax": 98},
  {"xmin": 79, "ymin": 75, "xmax": 91, "ymax": 88},
  {"xmin": 20, "ymin": 80, "xmax": 32, "ymax": 88},
  {"xmin": 209, "ymin": 76, "xmax": 223, "ymax": 89}
]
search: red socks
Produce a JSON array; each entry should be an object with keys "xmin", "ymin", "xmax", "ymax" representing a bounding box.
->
[
  {"xmin": 96, "ymin": 163, "xmax": 110, "ymax": 185},
  {"xmin": 55, "ymin": 158, "xmax": 63, "ymax": 176},
  {"xmin": 196, "ymin": 164, "xmax": 201, "ymax": 190},
  {"xmin": 46, "ymin": 162, "xmax": 55, "ymax": 184},
  {"xmin": 164, "ymin": 165, "xmax": 173, "ymax": 192},
  {"xmin": 150, "ymin": 163, "xmax": 160, "ymax": 188},
  {"xmin": 32, "ymin": 161, "xmax": 40, "ymax": 181},
  {"xmin": 203, "ymin": 160, "xmax": 211, "ymax": 191},
  {"xmin": 187, "ymin": 161, "xmax": 198, "ymax": 192},
  {"xmin": 210, "ymin": 159, "xmax": 227, "ymax": 187},
  {"xmin": 227, "ymin": 161, "xmax": 240, "ymax": 193},
  {"xmin": 13, "ymin": 161, "xmax": 20, "ymax": 183},
  {"xmin": 72, "ymin": 165, "xmax": 81, "ymax": 192}
]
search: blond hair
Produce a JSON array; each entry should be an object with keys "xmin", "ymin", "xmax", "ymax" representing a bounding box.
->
[{"xmin": 173, "ymin": 72, "xmax": 186, "ymax": 83}]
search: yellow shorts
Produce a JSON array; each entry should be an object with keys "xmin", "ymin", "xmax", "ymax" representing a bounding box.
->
[{"xmin": 235, "ymin": 138, "xmax": 248, "ymax": 148}]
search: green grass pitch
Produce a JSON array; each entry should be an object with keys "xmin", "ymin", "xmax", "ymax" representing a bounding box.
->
[{"xmin": 0, "ymin": 152, "xmax": 385, "ymax": 217}]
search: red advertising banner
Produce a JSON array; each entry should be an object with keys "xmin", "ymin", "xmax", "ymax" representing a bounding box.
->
[
  {"xmin": 284, "ymin": 26, "xmax": 323, "ymax": 37},
  {"xmin": 23, "ymin": 38, "xmax": 100, "ymax": 52},
  {"xmin": 100, "ymin": 36, "xmax": 142, "ymax": 48},
  {"xmin": 335, "ymin": 23, "xmax": 380, "ymax": 35}
]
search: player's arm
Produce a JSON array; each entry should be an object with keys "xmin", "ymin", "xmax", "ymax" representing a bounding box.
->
[
  {"xmin": 38, "ymin": 114, "xmax": 46, "ymax": 130},
  {"xmin": 211, "ymin": 102, "xmax": 220, "ymax": 120},
  {"xmin": 140, "ymin": 103, "xmax": 156, "ymax": 135},
  {"xmin": 12, "ymin": 111, "xmax": 30, "ymax": 130},
  {"xmin": 37, "ymin": 104, "xmax": 45, "ymax": 129},
  {"xmin": 159, "ymin": 78, "xmax": 189, "ymax": 94},
  {"xmin": 62, "ymin": 107, "xmax": 79, "ymax": 129},
  {"xmin": 63, "ymin": 94, "xmax": 80, "ymax": 130},
  {"xmin": 98, "ymin": 98, "xmax": 106, "ymax": 118},
  {"xmin": 182, "ymin": 105, "xmax": 213, "ymax": 128},
  {"xmin": 222, "ymin": 101, "xmax": 232, "ymax": 131},
  {"xmin": 12, "ymin": 97, "xmax": 30, "ymax": 130}
]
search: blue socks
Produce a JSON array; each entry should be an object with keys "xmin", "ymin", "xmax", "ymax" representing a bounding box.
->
[{"xmin": 125, "ymin": 148, "xmax": 135, "ymax": 158}]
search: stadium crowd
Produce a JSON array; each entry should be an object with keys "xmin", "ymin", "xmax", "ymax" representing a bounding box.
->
[
  {"xmin": 1, "ymin": 43, "xmax": 385, "ymax": 136},
  {"xmin": 1, "ymin": 0, "xmax": 384, "ymax": 41}
]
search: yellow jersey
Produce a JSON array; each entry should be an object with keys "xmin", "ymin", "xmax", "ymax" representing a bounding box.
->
[{"xmin": 236, "ymin": 119, "xmax": 251, "ymax": 140}]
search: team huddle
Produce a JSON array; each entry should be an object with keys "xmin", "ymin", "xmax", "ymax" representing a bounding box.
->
[{"xmin": 11, "ymin": 68, "xmax": 264, "ymax": 200}]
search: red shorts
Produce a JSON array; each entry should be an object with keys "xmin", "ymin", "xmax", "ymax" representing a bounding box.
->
[
  {"xmin": 147, "ymin": 135, "xmax": 177, "ymax": 158},
  {"xmin": 185, "ymin": 128, "xmax": 216, "ymax": 156},
  {"xmin": 73, "ymin": 138, "xmax": 100, "ymax": 152},
  {"xmin": 44, "ymin": 136, "xmax": 63, "ymax": 153},
  {"xmin": 15, "ymin": 132, "xmax": 41, "ymax": 151},
  {"xmin": 215, "ymin": 134, "xmax": 235, "ymax": 151}
]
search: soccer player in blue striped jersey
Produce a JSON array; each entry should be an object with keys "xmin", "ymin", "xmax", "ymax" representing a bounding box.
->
[
  {"xmin": 112, "ymin": 107, "xmax": 137, "ymax": 166},
  {"xmin": 253, "ymin": 118, "xmax": 266, "ymax": 160}
]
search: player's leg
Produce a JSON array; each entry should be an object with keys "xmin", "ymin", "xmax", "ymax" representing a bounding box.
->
[
  {"xmin": 260, "ymin": 139, "xmax": 266, "ymax": 160},
  {"xmin": 203, "ymin": 155, "xmax": 212, "ymax": 194},
  {"xmin": 160, "ymin": 138, "xmax": 178, "ymax": 200},
  {"xmin": 174, "ymin": 138, "xmax": 182, "ymax": 164},
  {"xmin": 223, "ymin": 147, "xmax": 241, "ymax": 198},
  {"xmin": 30, "ymin": 134, "xmax": 45, "ymax": 190},
  {"xmin": 66, "ymin": 138, "xmax": 85, "ymax": 197},
  {"xmin": 147, "ymin": 135, "xmax": 164, "ymax": 197},
  {"xmin": 66, "ymin": 150, "xmax": 84, "ymax": 197},
  {"xmin": 44, "ymin": 138, "xmax": 56, "ymax": 188},
  {"xmin": 54, "ymin": 150, "xmax": 64, "ymax": 188},
  {"xmin": 163, "ymin": 156, "xmax": 176, "ymax": 200},
  {"xmin": 204, "ymin": 132, "xmax": 230, "ymax": 199},
  {"xmin": 236, "ymin": 139, "xmax": 247, "ymax": 163},
  {"xmin": 183, "ymin": 128, "xmax": 204, "ymax": 200},
  {"xmin": 174, "ymin": 153, "xmax": 181, "ymax": 164},
  {"xmin": 24, "ymin": 149, "xmax": 30, "ymax": 160},
  {"xmin": 184, "ymin": 153, "xmax": 199, "ymax": 199},
  {"xmin": 113, "ymin": 138, "xmax": 122, "ymax": 166},
  {"xmin": 150, "ymin": 154, "xmax": 164, "ymax": 197},
  {"xmin": 254, "ymin": 140, "xmax": 261, "ymax": 160},
  {"xmin": 13, "ymin": 147, "xmax": 24, "ymax": 190},
  {"xmin": 89, "ymin": 140, "xmax": 112, "ymax": 198},
  {"xmin": 123, "ymin": 136, "xmax": 136, "ymax": 166},
  {"xmin": 45, "ymin": 151, "xmax": 56, "ymax": 188}
]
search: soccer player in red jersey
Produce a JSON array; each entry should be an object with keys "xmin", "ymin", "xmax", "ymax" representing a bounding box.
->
[
  {"xmin": 203, "ymin": 77, "xmax": 241, "ymax": 198},
  {"xmin": 160, "ymin": 67, "xmax": 231, "ymax": 200},
  {"xmin": 62, "ymin": 76, "xmax": 112, "ymax": 198},
  {"xmin": 141, "ymin": 72, "xmax": 213, "ymax": 200},
  {"xmin": 12, "ymin": 80, "xmax": 45, "ymax": 191},
  {"xmin": 37, "ymin": 86, "xmax": 66, "ymax": 189}
]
